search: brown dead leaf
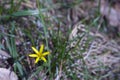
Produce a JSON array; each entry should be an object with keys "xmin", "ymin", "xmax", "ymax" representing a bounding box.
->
[
  {"xmin": 100, "ymin": 0, "xmax": 120, "ymax": 30},
  {"xmin": 0, "ymin": 68, "xmax": 18, "ymax": 80}
]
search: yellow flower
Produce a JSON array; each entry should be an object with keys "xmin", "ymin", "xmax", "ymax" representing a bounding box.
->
[{"xmin": 29, "ymin": 44, "xmax": 50, "ymax": 64}]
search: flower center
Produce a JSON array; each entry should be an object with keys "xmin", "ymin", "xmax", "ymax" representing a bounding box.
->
[{"xmin": 38, "ymin": 53, "xmax": 42, "ymax": 57}]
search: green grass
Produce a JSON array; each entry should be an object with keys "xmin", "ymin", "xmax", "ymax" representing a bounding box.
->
[{"xmin": 0, "ymin": 0, "xmax": 110, "ymax": 80}]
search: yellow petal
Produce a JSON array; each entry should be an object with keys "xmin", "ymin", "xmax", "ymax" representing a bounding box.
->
[
  {"xmin": 32, "ymin": 47, "xmax": 39, "ymax": 54},
  {"xmin": 29, "ymin": 54, "xmax": 38, "ymax": 57},
  {"xmin": 43, "ymin": 52, "xmax": 50, "ymax": 56},
  {"xmin": 41, "ymin": 57, "xmax": 47, "ymax": 62},
  {"xmin": 40, "ymin": 44, "xmax": 44, "ymax": 53},
  {"xmin": 35, "ymin": 57, "xmax": 40, "ymax": 63}
]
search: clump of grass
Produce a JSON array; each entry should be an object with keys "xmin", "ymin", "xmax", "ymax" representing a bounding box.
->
[{"xmin": 0, "ymin": 0, "xmax": 114, "ymax": 80}]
